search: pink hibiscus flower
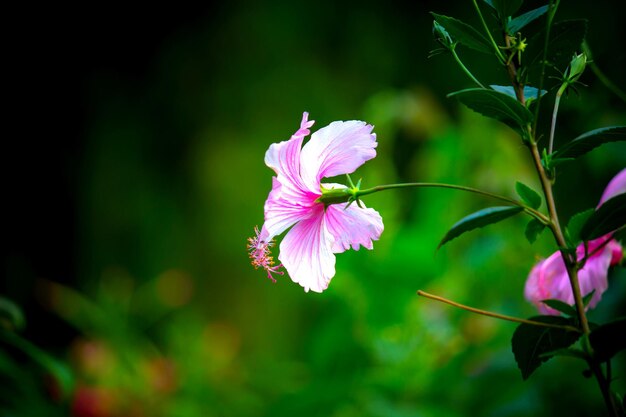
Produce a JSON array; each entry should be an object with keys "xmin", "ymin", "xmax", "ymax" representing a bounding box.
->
[
  {"xmin": 248, "ymin": 112, "xmax": 383, "ymax": 293},
  {"xmin": 524, "ymin": 169, "xmax": 625, "ymax": 314}
]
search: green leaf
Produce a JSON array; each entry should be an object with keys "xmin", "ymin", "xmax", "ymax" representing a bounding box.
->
[
  {"xmin": 566, "ymin": 208, "xmax": 594, "ymax": 245},
  {"xmin": 508, "ymin": 5, "xmax": 549, "ymax": 34},
  {"xmin": 580, "ymin": 194, "xmax": 626, "ymax": 241},
  {"xmin": 525, "ymin": 218, "xmax": 545, "ymax": 244},
  {"xmin": 554, "ymin": 126, "xmax": 626, "ymax": 160},
  {"xmin": 589, "ymin": 318, "xmax": 626, "ymax": 362},
  {"xmin": 582, "ymin": 290, "xmax": 596, "ymax": 307},
  {"xmin": 512, "ymin": 316, "xmax": 581, "ymax": 380},
  {"xmin": 448, "ymin": 88, "xmax": 533, "ymax": 137},
  {"xmin": 515, "ymin": 181, "xmax": 542, "ymax": 209},
  {"xmin": 483, "ymin": 0, "xmax": 523, "ymax": 19},
  {"xmin": 489, "ymin": 85, "xmax": 547, "ymax": 105},
  {"xmin": 541, "ymin": 299, "xmax": 577, "ymax": 317},
  {"xmin": 438, "ymin": 206, "xmax": 523, "ymax": 248},
  {"xmin": 538, "ymin": 347, "xmax": 586, "ymax": 360},
  {"xmin": 431, "ymin": 13, "xmax": 493, "ymax": 54}
]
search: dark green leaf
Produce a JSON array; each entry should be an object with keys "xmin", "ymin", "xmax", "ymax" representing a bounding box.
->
[
  {"xmin": 525, "ymin": 218, "xmax": 545, "ymax": 243},
  {"xmin": 541, "ymin": 299, "xmax": 577, "ymax": 316},
  {"xmin": 483, "ymin": 0, "xmax": 523, "ymax": 19},
  {"xmin": 438, "ymin": 206, "xmax": 523, "ymax": 248},
  {"xmin": 538, "ymin": 347, "xmax": 586, "ymax": 360},
  {"xmin": 582, "ymin": 290, "xmax": 596, "ymax": 307},
  {"xmin": 580, "ymin": 194, "xmax": 626, "ymax": 240},
  {"xmin": 448, "ymin": 88, "xmax": 533, "ymax": 136},
  {"xmin": 589, "ymin": 318, "xmax": 626, "ymax": 362},
  {"xmin": 566, "ymin": 208, "xmax": 594, "ymax": 245},
  {"xmin": 489, "ymin": 85, "xmax": 547, "ymax": 105},
  {"xmin": 508, "ymin": 5, "xmax": 549, "ymax": 34},
  {"xmin": 512, "ymin": 316, "xmax": 581, "ymax": 380},
  {"xmin": 516, "ymin": 181, "xmax": 542, "ymax": 209},
  {"xmin": 431, "ymin": 13, "xmax": 493, "ymax": 54},
  {"xmin": 554, "ymin": 126, "xmax": 626, "ymax": 160}
]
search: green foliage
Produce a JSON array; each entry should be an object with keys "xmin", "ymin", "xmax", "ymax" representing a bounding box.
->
[
  {"xmin": 438, "ymin": 206, "xmax": 523, "ymax": 248},
  {"xmin": 589, "ymin": 318, "xmax": 626, "ymax": 362},
  {"xmin": 512, "ymin": 316, "xmax": 581, "ymax": 380},
  {"xmin": 582, "ymin": 290, "xmax": 596, "ymax": 307},
  {"xmin": 580, "ymin": 194, "xmax": 626, "ymax": 240},
  {"xmin": 483, "ymin": 0, "xmax": 523, "ymax": 20},
  {"xmin": 554, "ymin": 126, "xmax": 626, "ymax": 160},
  {"xmin": 525, "ymin": 218, "xmax": 546, "ymax": 243},
  {"xmin": 489, "ymin": 85, "xmax": 547, "ymax": 106},
  {"xmin": 431, "ymin": 13, "xmax": 493, "ymax": 54},
  {"xmin": 515, "ymin": 181, "xmax": 542, "ymax": 209},
  {"xmin": 508, "ymin": 5, "xmax": 549, "ymax": 34},
  {"xmin": 540, "ymin": 299, "xmax": 577, "ymax": 316},
  {"xmin": 566, "ymin": 208, "xmax": 594, "ymax": 245},
  {"xmin": 448, "ymin": 88, "xmax": 533, "ymax": 138}
]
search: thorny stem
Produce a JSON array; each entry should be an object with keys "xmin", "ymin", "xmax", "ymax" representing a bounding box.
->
[
  {"xmin": 355, "ymin": 182, "xmax": 549, "ymax": 223},
  {"xmin": 417, "ymin": 290, "xmax": 580, "ymax": 332}
]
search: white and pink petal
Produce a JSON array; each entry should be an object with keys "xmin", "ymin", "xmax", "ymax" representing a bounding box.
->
[
  {"xmin": 278, "ymin": 205, "xmax": 336, "ymax": 293},
  {"xmin": 300, "ymin": 120, "xmax": 377, "ymax": 189},
  {"xmin": 324, "ymin": 203, "xmax": 384, "ymax": 253}
]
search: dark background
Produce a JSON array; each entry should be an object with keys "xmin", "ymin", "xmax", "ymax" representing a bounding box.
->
[{"xmin": 4, "ymin": 1, "xmax": 626, "ymax": 416}]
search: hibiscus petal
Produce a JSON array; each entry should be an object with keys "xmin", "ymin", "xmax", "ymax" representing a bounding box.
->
[
  {"xmin": 300, "ymin": 120, "xmax": 377, "ymax": 187},
  {"xmin": 278, "ymin": 205, "xmax": 336, "ymax": 293},
  {"xmin": 525, "ymin": 236, "xmax": 619, "ymax": 314},
  {"xmin": 598, "ymin": 168, "xmax": 626, "ymax": 206},
  {"xmin": 324, "ymin": 203, "xmax": 384, "ymax": 253},
  {"xmin": 264, "ymin": 112, "xmax": 319, "ymax": 197},
  {"xmin": 263, "ymin": 178, "xmax": 314, "ymax": 239}
]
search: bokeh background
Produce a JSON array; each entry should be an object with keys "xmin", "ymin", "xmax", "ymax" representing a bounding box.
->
[{"xmin": 4, "ymin": 1, "xmax": 626, "ymax": 416}]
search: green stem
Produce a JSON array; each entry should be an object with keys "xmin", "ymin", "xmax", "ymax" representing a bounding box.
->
[
  {"xmin": 528, "ymin": 142, "xmax": 590, "ymax": 334},
  {"xmin": 548, "ymin": 83, "xmax": 567, "ymax": 154},
  {"xmin": 417, "ymin": 290, "xmax": 580, "ymax": 332},
  {"xmin": 355, "ymin": 182, "xmax": 549, "ymax": 223},
  {"xmin": 452, "ymin": 47, "xmax": 485, "ymax": 88},
  {"xmin": 471, "ymin": 0, "xmax": 506, "ymax": 63},
  {"xmin": 532, "ymin": 0, "xmax": 560, "ymax": 134}
]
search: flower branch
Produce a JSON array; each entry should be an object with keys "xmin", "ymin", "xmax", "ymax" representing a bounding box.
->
[{"xmin": 417, "ymin": 290, "xmax": 580, "ymax": 332}]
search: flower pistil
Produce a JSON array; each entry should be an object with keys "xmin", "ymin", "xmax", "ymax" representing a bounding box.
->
[{"xmin": 247, "ymin": 226, "xmax": 284, "ymax": 282}]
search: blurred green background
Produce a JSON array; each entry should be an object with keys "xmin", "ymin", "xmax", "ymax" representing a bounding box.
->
[{"xmin": 3, "ymin": 1, "xmax": 626, "ymax": 416}]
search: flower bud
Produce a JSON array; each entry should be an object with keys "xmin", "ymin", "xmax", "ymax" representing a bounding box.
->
[
  {"xmin": 566, "ymin": 52, "xmax": 587, "ymax": 83},
  {"xmin": 432, "ymin": 21, "xmax": 454, "ymax": 49}
]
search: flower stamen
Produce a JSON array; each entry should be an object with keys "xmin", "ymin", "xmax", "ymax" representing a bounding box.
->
[{"xmin": 247, "ymin": 226, "xmax": 284, "ymax": 282}]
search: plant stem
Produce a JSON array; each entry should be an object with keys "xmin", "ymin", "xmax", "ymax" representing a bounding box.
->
[
  {"xmin": 532, "ymin": 0, "xmax": 560, "ymax": 134},
  {"xmin": 452, "ymin": 47, "xmax": 485, "ymax": 88},
  {"xmin": 417, "ymin": 290, "xmax": 580, "ymax": 332},
  {"xmin": 355, "ymin": 182, "xmax": 549, "ymax": 223},
  {"xmin": 548, "ymin": 83, "xmax": 567, "ymax": 154},
  {"xmin": 529, "ymin": 142, "xmax": 591, "ymax": 334},
  {"xmin": 471, "ymin": 0, "xmax": 506, "ymax": 63}
]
